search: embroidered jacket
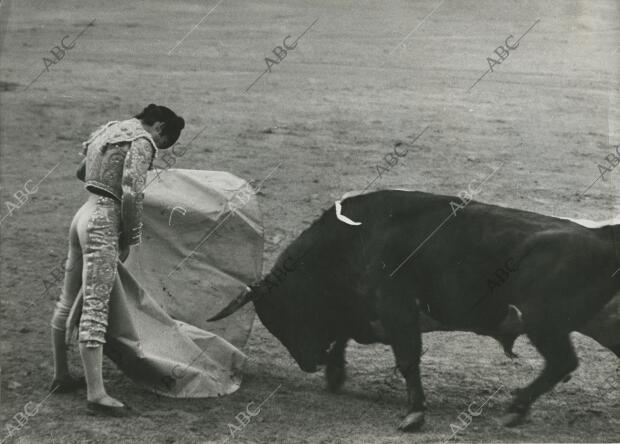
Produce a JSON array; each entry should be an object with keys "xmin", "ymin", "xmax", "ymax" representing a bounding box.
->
[{"xmin": 81, "ymin": 119, "xmax": 158, "ymax": 245}]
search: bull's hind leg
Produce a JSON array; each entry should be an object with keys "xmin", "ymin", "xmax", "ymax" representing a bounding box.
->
[
  {"xmin": 325, "ymin": 338, "xmax": 348, "ymax": 393},
  {"xmin": 503, "ymin": 331, "xmax": 578, "ymax": 426},
  {"xmin": 378, "ymin": 290, "xmax": 426, "ymax": 431}
]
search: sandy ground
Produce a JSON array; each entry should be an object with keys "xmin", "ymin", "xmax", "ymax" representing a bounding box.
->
[{"xmin": 0, "ymin": 0, "xmax": 619, "ymax": 442}]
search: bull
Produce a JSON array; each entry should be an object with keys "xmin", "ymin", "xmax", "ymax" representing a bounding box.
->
[{"xmin": 208, "ymin": 190, "xmax": 620, "ymax": 431}]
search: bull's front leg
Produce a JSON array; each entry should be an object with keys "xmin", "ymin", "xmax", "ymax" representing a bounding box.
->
[
  {"xmin": 392, "ymin": 329, "xmax": 426, "ymax": 431},
  {"xmin": 378, "ymin": 290, "xmax": 426, "ymax": 432},
  {"xmin": 325, "ymin": 338, "xmax": 348, "ymax": 392}
]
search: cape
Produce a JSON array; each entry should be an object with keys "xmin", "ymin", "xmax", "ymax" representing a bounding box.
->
[{"xmin": 67, "ymin": 169, "xmax": 263, "ymax": 397}]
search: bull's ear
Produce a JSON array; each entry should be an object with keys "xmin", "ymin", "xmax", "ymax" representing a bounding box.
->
[{"xmin": 207, "ymin": 285, "xmax": 259, "ymax": 322}]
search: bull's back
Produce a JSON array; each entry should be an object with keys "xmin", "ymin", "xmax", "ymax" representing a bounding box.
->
[
  {"xmin": 336, "ymin": 191, "xmax": 615, "ymax": 327},
  {"xmin": 270, "ymin": 190, "xmax": 616, "ymax": 330}
]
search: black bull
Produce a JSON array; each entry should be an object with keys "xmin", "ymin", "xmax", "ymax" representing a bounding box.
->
[{"xmin": 209, "ymin": 190, "xmax": 620, "ymax": 431}]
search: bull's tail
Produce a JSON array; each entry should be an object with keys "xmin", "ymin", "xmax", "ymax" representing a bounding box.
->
[
  {"xmin": 495, "ymin": 304, "xmax": 525, "ymax": 358},
  {"xmin": 493, "ymin": 334, "xmax": 519, "ymax": 359}
]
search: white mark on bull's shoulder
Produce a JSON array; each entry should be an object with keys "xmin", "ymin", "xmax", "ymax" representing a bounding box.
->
[{"xmin": 335, "ymin": 199, "xmax": 362, "ymax": 226}]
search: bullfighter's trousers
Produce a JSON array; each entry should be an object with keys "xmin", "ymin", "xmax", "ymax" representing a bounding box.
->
[{"xmin": 50, "ymin": 194, "xmax": 120, "ymax": 347}]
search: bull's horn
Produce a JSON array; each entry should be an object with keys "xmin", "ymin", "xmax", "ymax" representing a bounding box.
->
[{"xmin": 207, "ymin": 285, "xmax": 257, "ymax": 322}]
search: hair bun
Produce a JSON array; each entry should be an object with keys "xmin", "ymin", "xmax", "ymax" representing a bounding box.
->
[
  {"xmin": 134, "ymin": 104, "xmax": 184, "ymax": 146},
  {"xmin": 146, "ymin": 104, "xmax": 159, "ymax": 116}
]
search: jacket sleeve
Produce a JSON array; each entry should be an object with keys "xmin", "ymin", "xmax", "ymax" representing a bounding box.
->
[{"xmin": 120, "ymin": 138, "xmax": 154, "ymax": 246}]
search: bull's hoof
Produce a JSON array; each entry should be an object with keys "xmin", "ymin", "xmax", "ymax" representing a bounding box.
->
[
  {"xmin": 501, "ymin": 411, "xmax": 528, "ymax": 427},
  {"xmin": 325, "ymin": 365, "xmax": 346, "ymax": 393},
  {"xmin": 397, "ymin": 411, "xmax": 425, "ymax": 432}
]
